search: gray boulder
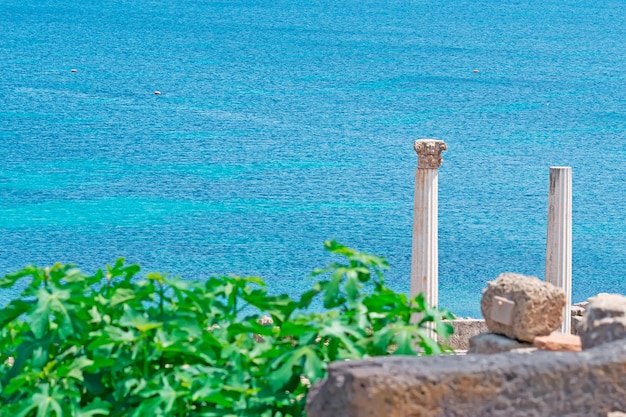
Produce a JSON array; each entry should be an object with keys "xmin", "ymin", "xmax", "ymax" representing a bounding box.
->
[
  {"xmin": 580, "ymin": 293, "xmax": 626, "ymax": 350},
  {"xmin": 481, "ymin": 272, "xmax": 565, "ymax": 342},
  {"xmin": 468, "ymin": 332, "xmax": 532, "ymax": 354},
  {"xmin": 306, "ymin": 341, "xmax": 626, "ymax": 417}
]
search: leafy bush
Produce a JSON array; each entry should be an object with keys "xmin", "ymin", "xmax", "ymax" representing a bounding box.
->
[{"xmin": 0, "ymin": 240, "xmax": 454, "ymax": 416}]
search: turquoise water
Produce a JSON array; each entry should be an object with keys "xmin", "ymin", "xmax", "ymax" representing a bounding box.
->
[{"xmin": 1, "ymin": 0, "xmax": 626, "ymax": 317}]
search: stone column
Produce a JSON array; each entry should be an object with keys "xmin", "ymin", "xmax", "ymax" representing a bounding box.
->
[
  {"xmin": 411, "ymin": 139, "xmax": 446, "ymax": 310},
  {"xmin": 545, "ymin": 167, "xmax": 572, "ymax": 334}
]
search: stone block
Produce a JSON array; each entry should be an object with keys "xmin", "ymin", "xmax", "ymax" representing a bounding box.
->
[
  {"xmin": 468, "ymin": 333, "xmax": 531, "ymax": 354},
  {"xmin": 572, "ymin": 315, "xmax": 584, "ymax": 335},
  {"xmin": 441, "ymin": 319, "xmax": 488, "ymax": 351},
  {"xmin": 571, "ymin": 305, "xmax": 586, "ymax": 317},
  {"xmin": 570, "ymin": 305, "xmax": 587, "ymax": 335},
  {"xmin": 481, "ymin": 272, "xmax": 565, "ymax": 342},
  {"xmin": 580, "ymin": 293, "xmax": 626, "ymax": 350},
  {"xmin": 573, "ymin": 300, "xmax": 589, "ymax": 309},
  {"xmin": 306, "ymin": 341, "xmax": 626, "ymax": 417},
  {"xmin": 533, "ymin": 333, "xmax": 581, "ymax": 352}
]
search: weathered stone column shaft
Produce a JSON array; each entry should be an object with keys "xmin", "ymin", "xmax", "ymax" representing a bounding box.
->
[
  {"xmin": 545, "ymin": 166, "xmax": 572, "ymax": 334},
  {"xmin": 411, "ymin": 139, "xmax": 446, "ymax": 310},
  {"xmin": 411, "ymin": 168, "xmax": 439, "ymax": 306}
]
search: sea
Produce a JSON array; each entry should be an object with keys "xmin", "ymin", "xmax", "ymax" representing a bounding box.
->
[{"xmin": 1, "ymin": 0, "xmax": 625, "ymax": 318}]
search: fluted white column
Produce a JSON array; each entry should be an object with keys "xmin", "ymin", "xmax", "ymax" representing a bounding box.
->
[
  {"xmin": 545, "ymin": 167, "xmax": 572, "ymax": 334},
  {"xmin": 411, "ymin": 139, "xmax": 446, "ymax": 310}
]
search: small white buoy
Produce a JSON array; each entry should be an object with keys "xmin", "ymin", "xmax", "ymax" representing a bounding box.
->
[{"xmin": 154, "ymin": 91, "xmax": 161, "ymax": 95}]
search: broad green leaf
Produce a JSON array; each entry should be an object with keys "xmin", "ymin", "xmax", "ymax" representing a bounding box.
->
[
  {"xmin": 298, "ymin": 288, "xmax": 320, "ymax": 309},
  {"xmin": 0, "ymin": 265, "xmax": 41, "ymax": 289},
  {"xmin": 278, "ymin": 320, "xmax": 316, "ymax": 338},
  {"xmin": 56, "ymin": 356, "xmax": 94, "ymax": 381},
  {"xmin": 62, "ymin": 268, "xmax": 88, "ymax": 283},
  {"xmin": 131, "ymin": 396, "xmax": 161, "ymax": 417},
  {"xmin": 416, "ymin": 328, "xmax": 442, "ymax": 355},
  {"xmin": 392, "ymin": 327, "xmax": 417, "ymax": 355},
  {"xmin": 319, "ymin": 320, "xmax": 365, "ymax": 357},
  {"xmin": 268, "ymin": 350, "xmax": 302, "ymax": 390},
  {"xmin": 110, "ymin": 288, "xmax": 137, "ymax": 307},
  {"xmin": 371, "ymin": 326, "xmax": 394, "ymax": 354},
  {"xmin": 227, "ymin": 320, "xmax": 273, "ymax": 338},
  {"xmin": 343, "ymin": 270, "xmax": 361, "ymax": 302},
  {"xmin": 31, "ymin": 287, "xmax": 72, "ymax": 339},
  {"xmin": 434, "ymin": 319, "xmax": 454, "ymax": 340},
  {"xmin": 77, "ymin": 398, "xmax": 111, "ymax": 417},
  {"xmin": 320, "ymin": 274, "xmax": 345, "ymax": 309},
  {"xmin": 301, "ymin": 347, "xmax": 325, "ymax": 382},
  {"xmin": 97, "ymin": 324, "xmax": 138, "ymax": 343},
  {"xmin": 3, "ymin": 372, "xmax": 34, "ymax": 396},
  {"xmin": 0, "ymin": 299, "xmax": 35, "ymax": 328},
  {"xmin": 13, "ymin": 383, "xmax": 65, "ymax": 417},
  {"xmin": 119, "ymin": 306, "xmax": 162, "ymax": 333},
  {"xmin": 191, "ymin": 385, "xmax": 233, "ymax": 406}
]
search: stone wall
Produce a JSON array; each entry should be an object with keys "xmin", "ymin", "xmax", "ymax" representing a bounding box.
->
[
  {"xmin": 306, "ymin": 340, "xmax": 626, "ymax": 417},
  {"xmin": 442, "ymin": 319, "xmax": 488, "ymax": 350}
]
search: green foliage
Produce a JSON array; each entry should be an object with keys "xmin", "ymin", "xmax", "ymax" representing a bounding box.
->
[{"xmin": 0, "ymin": 240, "xmax": 454, "ymax": 416}]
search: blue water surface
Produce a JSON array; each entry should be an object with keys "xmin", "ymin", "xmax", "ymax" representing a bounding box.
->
[{"xmin": 1, "ymin": 0, "xmax": 625, "ymax": 317}]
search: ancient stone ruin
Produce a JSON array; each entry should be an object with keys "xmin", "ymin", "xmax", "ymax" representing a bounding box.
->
[
  {"xmin": 580, "ymin": 293, "xmax": 626, "ymax": 349},
  {"xmin": 307, "ymin": 274, "xmax": 626, "ymax": 417},
  {"xmin": 470, "ymin": 272, "xmax": 581, "ymax": 354},
  {"xmin": 481, "ymin": 272, "xmax": 565, "ymax": 342}
]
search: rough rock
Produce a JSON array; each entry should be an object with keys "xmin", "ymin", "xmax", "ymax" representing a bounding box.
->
[
  {"xmin": 533, "ymin": 333, "xmax": 581, "ymax": 352},
  {"xmin": 571, "ymin": 305, "xmax": 586, "ymax": 317},
  {"xmin": 481, "ymin": 272, "xmax": 565, "ymax": 342},
  {"xmin": 468, "ymin": 333, "xmax": 531, "ymax": 354},
  {"xmin": 306, "ymin": 341, "xmax": 626, "ymax": 417},
  {"xmin": 573, "ymin": 300, "xmax": 589, "ymax": 309},
  {"xmin": 580, "ymin": 293, "xmax": 626, "ymax": 350},
  {"xmin": 570, "ymin": 304, "xmax": 587, "ymax": 335},
  {"xmin": 572, "ymin": 315, "xmax": 584, "ymax": 336},
  {"xmin": 442, "ymin": 319, "xmax": 489, "ymax": 351}
]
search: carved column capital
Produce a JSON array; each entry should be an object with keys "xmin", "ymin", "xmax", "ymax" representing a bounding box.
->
[{"xmin": 413, "ymin": 139, "xmax": 447, "ymax": 169}]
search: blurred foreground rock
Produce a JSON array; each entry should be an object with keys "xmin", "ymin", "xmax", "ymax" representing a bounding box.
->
[{"xmin": 306, "ymin": 340, "xmax": 626, "ymax": 417}]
